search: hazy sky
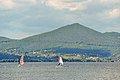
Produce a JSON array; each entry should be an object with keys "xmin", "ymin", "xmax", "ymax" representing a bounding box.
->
[{"xmin": 0, "ymin": 0, "xmax": 120, "ymax": 39}]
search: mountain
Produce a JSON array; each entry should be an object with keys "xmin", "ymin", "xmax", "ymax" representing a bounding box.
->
[
  {"xmin": 0, "ymin": 37, "xmax": 16, "ymax": 43},
  {"xmin": 0, "ymin": 23, "xmax": 120, "ymax": 60},
  {"xmin": 23, "ymin": 23, "xmax": 113, "ymax": 42},
  {"xmin": 21, "ymin": 23, "xmax": 119, "ymax": 50},
  {"xmin": 0, "ymin": 37, "xmax": 17, "ymax": 50},
  {"xmin": 104, "ymin": 32, "xmax": 120, "ymax": 39}
]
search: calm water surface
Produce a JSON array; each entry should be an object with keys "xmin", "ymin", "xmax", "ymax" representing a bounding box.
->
[{"xmin": 0, "ymin": 62, "xmax": 120, "ymax": 80}]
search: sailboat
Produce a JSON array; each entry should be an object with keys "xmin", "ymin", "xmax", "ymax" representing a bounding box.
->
[
  {"xmin": 18, "ymin": 54, "xmax": 24, "ymax": 67},
  {"xmin": 57, "ymin": 56, "xmax": 63, "ymax": 66}
]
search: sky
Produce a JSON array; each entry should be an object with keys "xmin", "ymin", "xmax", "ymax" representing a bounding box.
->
[{"xmin": 0, "ymin": 0, "xmax": 120, "ymax": 39}]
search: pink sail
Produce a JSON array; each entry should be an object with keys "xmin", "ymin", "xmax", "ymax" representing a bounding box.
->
[{"xmin": 18, "ymin": 54, "xmax": 24, "ymax": 67}]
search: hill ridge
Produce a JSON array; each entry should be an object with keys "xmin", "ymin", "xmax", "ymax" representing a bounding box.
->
[{"xmin": 0, "ymin": 23, "xmax": 119, "ymax": 59}]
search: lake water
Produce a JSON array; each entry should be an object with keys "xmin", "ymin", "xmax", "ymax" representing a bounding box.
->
[{"xmin": 0, "ymin": 62, "xmax": 120, "ymax": 80}]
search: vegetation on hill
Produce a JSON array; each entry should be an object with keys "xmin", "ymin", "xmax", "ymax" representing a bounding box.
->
[{"xmin": 0, "ymin": 23, "xmax": 120, "ymax": 62}]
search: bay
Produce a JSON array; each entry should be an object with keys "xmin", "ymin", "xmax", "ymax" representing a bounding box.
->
[{"xmin": 0, "ymin": 62, "xmax": 120, "ymax": 80}]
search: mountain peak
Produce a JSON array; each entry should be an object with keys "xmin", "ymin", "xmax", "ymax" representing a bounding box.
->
[
  {"xmin": 67, "ymin": 23, "xmax": 83, "ymax": 27},
  {"xmin": 71, "ymin": 23, "xmax": 80, "ymax": 26}
]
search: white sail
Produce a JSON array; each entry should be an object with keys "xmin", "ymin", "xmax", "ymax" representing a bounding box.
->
[{"xmin": 58, "ymin": 56, "xmax": 63, "ymax": 66}]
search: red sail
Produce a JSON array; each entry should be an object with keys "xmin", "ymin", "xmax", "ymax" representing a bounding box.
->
[{"xmin": 58, "ymin": 56, "xmax": 60, "ymax": 63}]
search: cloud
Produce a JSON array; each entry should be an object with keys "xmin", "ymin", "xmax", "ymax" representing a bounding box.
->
[
  {"xmin": 0, "ymin": 0, "xmax": 15, "ymax": 9},
  {"xmin": 0, "ymin": 0, "xmax": 38, "ymax": 10},
  {"xmin": 100, "ymin": 8, "xmax": 120, "ymax": 19},
  {"xmin": 15, "ymin": 0, "xmax": 37, "ymax": 5},
  {"xmin": 108, "ymin": 9, "xmax": 120, "ymax": 18},
  {"xmin": 1, "ymin": 29, "xmax": 32, "ymax": 39},
  {"xmin": 101, "ymin": 25, "xmax": 120, "ymax": 33},
  {"xmin": 0, "ymin": 0, "xmax": 91, "ymax": 11},
  {"xmin": 100, "ymin": 0, "xmax": 120, "ymax": 3},
  {"xmin": 45, "ymin": 0, "xmax": 90, "ymax": 11},
  {"xmin": 0, "ymin": 0, "xmax": 120, "ymax": 39}
]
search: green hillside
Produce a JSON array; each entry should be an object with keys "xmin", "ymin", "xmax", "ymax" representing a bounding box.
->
[
  {"xmin": 0, "ymin": 37, "xmax": 17, "ymax": 50},
  {"xmin": 0, "ymin": 37, "xmax": 16, "ymax": 42},
  {"xmin": 0, "ymin": 23, "xmax": 120, "ymax": 61},
  {"xmin": 104, "ymin": 32, "xmax": 120, "ymax": 39}
]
